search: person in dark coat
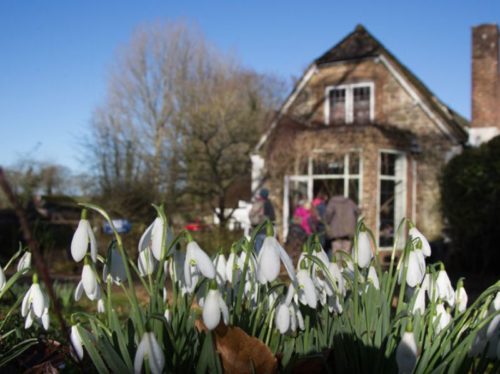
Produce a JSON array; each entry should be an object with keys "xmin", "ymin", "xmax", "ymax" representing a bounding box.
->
[{"xmin": 324, "ymin": 195, "xmax": 360, "ymax": 257}]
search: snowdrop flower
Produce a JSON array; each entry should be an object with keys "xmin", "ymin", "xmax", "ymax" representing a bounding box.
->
[
  {"xmin": 396, "ymin": 326, "xmax": 418, "ymax": 374},
  {"xmin": 70, "ymin": 325, "xmax": 84, "ymax": 360},
  {"xmin": 0, "ymin": 265, "xmax": 5, "ymax": 291},
  {"xmin": 275, "ymin": 302, "xmax": 290, "ymax": 334},
  {"xmin": 435, "ymin": 268, "xmax": 455, "ymax": 307},
  {"xmin": 328, "ymin": 261, "xmax": 345, "ymax": 296},
  {"xmin": 409, "ymin": 226, "xmax": 431, "ymax": 257},
  {"xmin": 367, "ymin": 266, "xmax": 380, "ymax": 290},
  {"xmin": 164, "ymin": 306, "xmax": 171, "ymax": 323},
  {"xmin": 139, "ymin": 217, "xmax": 171, "ymax": 261},
  {"xmin": 134, "ymin": 332, "xmax": 165, "ymax": 374},
  {"xmin": 202, "ymin": 284, "xmax": 229, "ymax": 330},
  {"xmin": 213, "ymin": 253, "xmax": 227, "ymax": 285},
  {"xmin": 97, "ymin": 298, "xmax": 105, "ymax": 313},
  {"xmin": 257, "ymin": 236, "xmax": 296, "ymax": 284},
  {"xmin": 289, "ymin": 302, "xmax": 304, "ymax": 333},
  {"xmin": 399, "ymin": 249, "xmax": 426, "ymax": 288},
  {"xmin": 75, "ymin": 263, "xmax": 101, "ymax": 301},
  {"xmin": 286, "ymin": 269, "xmax": 317, "ymax": 309},
  {"xmin": 434, "ymin": 303, "xmax": 451, "ymax": 334},
  {"xmin": 184, "ymin": 241, "xmax": 215, "ymax": 288},
  {"xmin": 412, "ymin": 286, "xmax": 426, "ymax": 315},
  {"xmin": 17, "ymin": 251, "xmax": 32, "ymax": 272},
  {"xmin": 71, "ymin": 215, "xmax": 97, "ymax": 262},
  {"xmin": 103, "ymin": 248, "xmax": 126, "ymax": 284},
  {"xmin": 138, "ymin": 247, "xmax": 157, "ymax": 277},
  {"xmin": 21, "ymin": 276, "xmax": 48, "ymax": 329},
  {"xmin": 327, "ymin": 294, "xmax": 343, "ymax": 314},
  {"xmin": 225, "ymin": 250, "xmax": 238, "ymax": 283},
  {"xmin": 355, "ymin": 229, "xmax": 373, "ymax": 269},
  {"xmin": 455, "ymin": 280, "xmax": 468, "ymax": 314}
]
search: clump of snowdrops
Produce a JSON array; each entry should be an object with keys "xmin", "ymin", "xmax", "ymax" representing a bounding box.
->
[{"xmin": 0, "ymin": 202, "xmax": 499, "ymax": 373}]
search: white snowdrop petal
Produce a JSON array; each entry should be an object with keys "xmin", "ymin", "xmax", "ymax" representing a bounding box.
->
[
  {"xmin": 24, "ymin": 311, "xmax": 34, "ymax": 329},
  {"xmin": 226, "ymin": 253, "xmax": 237, "ymax": 283},
  {"xmin": 71, "ymin": 220, "xmax": 90, "ymax": 262},
  {"xmin": 275, "ymin": 303, "xmax": 290, "ymax": 334},
  {"xmin": 412, "ymin": 287, "xmax": 426, "ymax": 315},
  {"xmin": 396, "ymin": 331, "xmax": 418, "ymax": 374},
  {"xmin": 214, "ymin": 254, "xmax": 227, "ymax": 285},
  {"xmin": 87, "ymin": 223, "xmax": 98, "ymax": 262},
  {"xmin": 368, "ymin": 266, "xmax": 380, "ymax": 289},
  {"xmin": 0, "ymin": 266, "xmax": 5, "ymax": 290},
  {"xmin": 74, "ymin": 281, "xmax": 83, "ymax": 301},
  {"xmin": 134, "ymin": 337, "xmax": 148, "ymax": 374},
  {"xmin": 203, "ymin": 290, "xmax": 221, "ymax": 330},
  {"xmin": 138, "ymin": 222, "xmax": 154, "ymax": 253},
  {"xmin": 82, "ymin": 264, "xmax": 97, "ymax": 298},
  {"xmin": 151, "ymin": 218, "xmax": 164, "ymax": 261},
  {"xmin": 409, "ymin": 227, "xmax": 431, "ymax": 257},
  {"xmin": 276, "ymin": 239, "xmax": 297, "ymax": 282},
  {"xmin": 356, "ymin": 231, "xmax": 373, "ymax": 268},
  {"xmin": 42, "ymin": 309, "xmax": 50, "ymax": 330},
  {"xmin": 138, "ymin": 248, "xmax": 156, "ymax": 277},
  {"xmin": 17, "ymin": 252, "xmax": 32, "ymax": 272},
  {"xmin": 21, "ymin": 288, "xmax": 31, "ymax": 317},
  {"xmin": 218, "ymin": 294, "xmax": 229, "ymax": 325},
  {"xmin": 31, "ymin": 284, "xmax": 45, "ymax": 318},
  {"xmin": 298, "ymin": 270, "xmax": 317, "ymax": 309},
  {"xmin": 71, "ymin": 326, "xmax": 84, "ymax": 360},
  {"xmin": 456, "ymin": 287, "xmax": 468, "ymax": 313},
  {"xmin": 147, "ymin": 333, "xmax": 165, "ymax": 374},
  {"xmin": 405, "ymin": 250, "xmax": 426, "ymax": 288},
  {"xmin": 258, "ymin": 240, "xmax": 281, "ymax": 283},
  {"xmin": 97, "ymin": 298, "xmax": 105, "ymax": 313},
  {"xmin": 193, "ymin": 246, "xmax": 216, "ymax": 279}
]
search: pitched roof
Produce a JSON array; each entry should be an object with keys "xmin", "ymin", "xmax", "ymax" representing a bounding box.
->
[{"xmin": 315, "ymin": 25, "xmax": 468, "ymax": 140}]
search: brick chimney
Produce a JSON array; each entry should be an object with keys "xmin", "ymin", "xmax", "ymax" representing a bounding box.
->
[{"xmin": 470, "ymin": 24, "xmax": 500, "ymax": 145}]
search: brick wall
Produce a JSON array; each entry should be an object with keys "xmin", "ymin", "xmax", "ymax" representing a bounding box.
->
[{"xmin": 472, "ymin": 24, "xmax": 500, "ymax": 129}]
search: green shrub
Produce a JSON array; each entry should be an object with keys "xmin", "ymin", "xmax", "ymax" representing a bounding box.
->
[{"xmin": 441, "ymin": 135, "xmax": 500, "ymax": 273}]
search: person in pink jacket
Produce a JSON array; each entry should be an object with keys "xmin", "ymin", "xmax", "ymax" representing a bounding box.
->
[{"xmin": 293, "ymin": 201, "xmax": 316, "ymax": 236}]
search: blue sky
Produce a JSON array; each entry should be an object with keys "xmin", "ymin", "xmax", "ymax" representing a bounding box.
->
[{"xmin": 0, "ymin": 1, "xmax": 498, "ymax": 171}]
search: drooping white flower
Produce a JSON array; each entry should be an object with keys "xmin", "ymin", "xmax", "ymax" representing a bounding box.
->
[
  {"xmin": 257, "ymin": 236, "xmax": 296, "ymax": 284},
  {"xmin": 21, "ymin": 282, "xmax": 46, "ymax": 319},
  {"xmin": 327, "ymin": 294, "xmax": 343, "ymax": 314},
  {"xmin": 455, "ymin": 285, "xmax": 468, "ymax": 314},
  {"xmin": 275, "ymin": 302, "xmax": 290, "ymax": 334},
  {"xmin": 286, "ymin": 269, "xmax": 317, "ymax": 309},
  {"xmin": 71, "ymin": 219, "xmax": 97, "ymax": 262},
  {"xmin": 70, "ymin": 325, "xmax": 84, "ymax": 360},
  {"xmin": 139, "ymin": 217, "xmax": 171, "ymax": 261},
  {"xmin": 409, "ymin": 226, "xmax": 431, "ymax": 257},
  {"xmin": 134, "ymin": 332, "xmax": 165, "ymax": 374},
  {"xmin": 138, "ymin": 247, "xmax": 157, "ymax": 277},
  {"xmin": 355, "ymin": 230, "xmax": 373, "ymax": 268},
  {"xmin": 213, "ymin": 253, "xmax": 227, "ymax": 285},
  {"xmin": 202, "ymin": 288, "xmax": 229, "ymax": 330},
  {"xmin": 399, "ymin": 249, "xmax": 426, "ymax": 288},
  {"xmin": 103, "ymin": 248, "xmax": 126, "ymax": 284},
  {"xmin": 0, "ymin": 265, "xmax": 5, "ymax": 291},
  {"xmin": 164, "ymin": 307, "xmax": 172, "ymax": 323},
  {"xmin": 97, "ymin": 298, "xmax": 105, "ymax": 313},
  {"xmin": 75, "ymin": 265, "xmax": 101, "ymax": 301},
  {"xmin": 396, "ymin": 330, "xmax": 418, "ymax": 374},
  {"xmin": 225, "ymin": 251, "xmax": 238, "ymax": 283},
  {"xmin": 367, "ymin": 266, "xmax": 380, "ymax": 290},
  {"xmin": 435, "ymin": 269, "xmax": 455, "ymax": 307},
  {"xmin": 412, "ymin": 287, "xmax": 426, "ymax": 315},
  {"xmin": 434, "ymin": 303, "xmax": 451, "ymax": 334},
  {"xmin": 327, "ymin": 261, "xmax": 345, "ymax": 297},
  {"xmin": 17, "ymin": 251, "xmax": 32, "ymax": 272},
  {"xmin": 184, "ymin": 241, "xmax": 215, "ymax": 288}
]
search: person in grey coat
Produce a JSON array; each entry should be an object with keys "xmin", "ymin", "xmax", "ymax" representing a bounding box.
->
[{"xmin": 324, "ymin": 195, "xmax": 360, "ymax": 257}]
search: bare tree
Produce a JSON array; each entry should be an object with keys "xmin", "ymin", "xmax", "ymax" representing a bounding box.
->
[{"xmin": 84, "ymin": 21, "xmax": 284, "ymax": 223}]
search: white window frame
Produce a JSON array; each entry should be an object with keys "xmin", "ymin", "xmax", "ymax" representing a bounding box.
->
[
  {"xmin": 324, "ymin": 82, "xmax": 375, "ymax": 125},
  {"xmin": 376, "ymin": 149, "xmax": 407, "ymax": 250},
  {"xmin": 283, "ymin": 149, "xmax": 363, "ymax": 239}
]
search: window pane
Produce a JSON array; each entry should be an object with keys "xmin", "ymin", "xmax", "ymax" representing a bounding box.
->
[
  {"xmin": 353, "ymin": 86, "xmax": 371, "ymax": 123},
  {"xmin": 348, "ymin": 179, "xmax": 359, "ymax": 204},
  {"xmin": 313, "ymin": 154, "xmax": 344, "ymax": 175},
  {"xmin": 380, "ymin": 153, "xmax": 396, "ymax": 176},
  {"xmin": 379, "ymin": 180, "xmax": 395, "ymax": 247},
  {"xmin": 321, "ymin": 179, "xmax": 344, "ymax": 197},
  {"xmin": 349, "ymin": 151, "xmax": 360, "ymax": 174},
  {"xmin": 329, "ymin": 88, "xmax": 346, "ymax": 124}
]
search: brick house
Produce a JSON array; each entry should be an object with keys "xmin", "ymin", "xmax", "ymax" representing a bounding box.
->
[{"xmin": 251, "ymin": 24, "xmax": 499, "ymax": 250}]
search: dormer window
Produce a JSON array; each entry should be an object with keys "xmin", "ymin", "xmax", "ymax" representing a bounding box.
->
[{"xmin": 325, "ymin": 83, "xmax": 374, "ymax": 125}]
